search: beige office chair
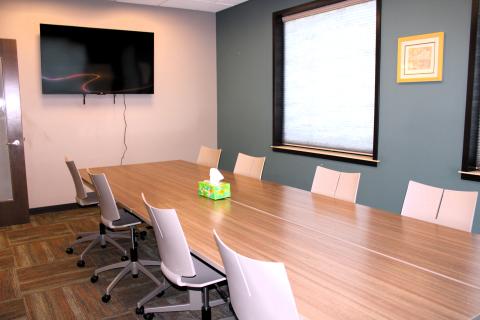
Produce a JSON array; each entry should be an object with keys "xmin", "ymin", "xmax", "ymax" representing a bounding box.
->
[
  {"xmin": 197, "ymin": 146, "xmax": 222, "ymax": 168},
  {"xmin": 65, "ymin": 158, "xmax": 129, "ymax": 266},
  {"xmin": 88, "ymin": 172, "xmax": 161, "ymax": 303},
  {"xmin": 401, "ymin": 180, "xmax": 443, "ymax": 223},
  {"xmin": 233, "ymin": 152, "xmax": 266, "ymax": 180},
  {"xmin": 65, "ymin": 157, "xmax": 98, "ymax": 206},
  {"xmin": 436, "ymin": 189, "xmax": 478, "ymax": 232},
  {"xmin": 311, "ymin": 166, "xmax": 361, "ymax": 203},
  {"xmin": 137, "ymin": 194, "xmax": 227, "ymax": 320},
  {"xmin": 214, "ymin": 230, "xmax": 300, "ymax": 320}
]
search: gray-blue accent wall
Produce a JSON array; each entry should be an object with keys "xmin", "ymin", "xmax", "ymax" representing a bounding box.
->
[{"xmin": 216, "ymin": 0, "xmax": 480, "ymax": 232}]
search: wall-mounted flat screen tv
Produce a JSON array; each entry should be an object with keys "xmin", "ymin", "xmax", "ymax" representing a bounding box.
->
[{"xmin": 40, "ymin": 24, "xmax": 154, "ymax": 94}]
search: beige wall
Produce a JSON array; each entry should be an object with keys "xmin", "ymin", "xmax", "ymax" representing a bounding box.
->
[{"xmin": 0, "ymin": 0, "xmax": 217, "ymax": 208}]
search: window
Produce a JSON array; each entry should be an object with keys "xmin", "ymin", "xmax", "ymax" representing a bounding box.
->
[
  {"xmin": 272, "ymin": 0, "xmax": 381, "ymax": 166},
  {"xmin": 462, "ymin": 0, "xmax": 480, "ymax": 181}
]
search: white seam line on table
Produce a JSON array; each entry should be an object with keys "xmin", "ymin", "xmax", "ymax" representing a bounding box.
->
[{"xmin": 229, "ymin": 199, "xmax": 480, "ymax": 291}]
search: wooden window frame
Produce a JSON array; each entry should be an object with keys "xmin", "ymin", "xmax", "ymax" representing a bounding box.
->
[
  {"xmin": 272, "ymin": 0, "xmax": 382, "ymax": 167},
  {"xmin": 462, "ymin": 0, "xmax": 480, "ymax": 181}
]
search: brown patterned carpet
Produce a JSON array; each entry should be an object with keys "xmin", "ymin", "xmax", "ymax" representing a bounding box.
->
[{"xmin": 0, "ymin": 207, "xmax": 233, "ymax": 320}]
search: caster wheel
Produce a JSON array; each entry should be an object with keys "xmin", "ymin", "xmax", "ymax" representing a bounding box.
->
[
  {"xmin": 156, "ymin": 291, "xmax": 165, "ymax": 298},
  {"xmin": 121, "ymin": 255, "xmax": 129, "ymax": 261},
  {"xmin": 77, "ymin": 260, "xmax": 85, "ymax": 268},
  {"xmin": 140, "ymin": 231, "xmax": 147, "ymax": 240},
  {"xmin": 101, "ymin": 245, "xmax": 107, "ymax": 249},
  {"xmin": 135, "ymin": 306, "xmax": 144, "ymax": 315},
  {"xmin": 101, "ymin": 294, "xmax": 111, "ymax": 303},
  {"xmin": 65, "ymin": 247, "xmax": 73, "ymax": 254},
  {"xmin": 132, "ymin": 274, "xmax": 139, "ymax": 279},
  {"xmin": 143, "ymin": 313, "xmax": 154, "ymax": 320},
  {"xmin": 90, "ymin": 275, "xmax": 98, "ymax": 283}
]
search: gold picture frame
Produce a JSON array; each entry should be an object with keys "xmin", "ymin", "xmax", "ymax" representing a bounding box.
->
[{"xmin": 397, "ymin": 32, "xmax": 444, "ymax": 83}]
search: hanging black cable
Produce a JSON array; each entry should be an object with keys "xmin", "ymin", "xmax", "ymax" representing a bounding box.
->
[{"xmin": 120, "ymin": 94, "xmax": 128, "ymax": 165}]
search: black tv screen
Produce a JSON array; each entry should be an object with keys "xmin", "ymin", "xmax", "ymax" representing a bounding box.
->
[{"xmin": 40, "ymin": 24, "xmax": 154, "ymax": 94}]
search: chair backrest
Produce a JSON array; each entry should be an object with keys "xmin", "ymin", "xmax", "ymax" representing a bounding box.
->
[
  {"xmin": 196, "ymin": 146, "xmax": 222, "ymax": 168},
  {"xmin": 336, "ymin": 172, "xmax": 361, "ymax": 203},
  {"xmin": 143, "ymin": 194, "xmax": 196, "ymax": 284},
  {"xmin": 65, "ymin": 158, "xmax": 87, "ymax": 200},
  {"xmin": 89, "ymin": 172, "xmax": 120, "ymax": 226},
  {"xmin": 311, "ymin": 166, "xmax": 338, "ymax": 198},
  {"xmin": 214, "ymin": 231, "xmax": 300, "ymax": 320},
  {"xmin": 233, "ymin": 153, "xmax": 266, "ymax": 180},
  {"xmin": 311, "ymin": 166, "xmax": 361, "ymax": 203},
  {"xmin": 401, "ymin": 180, "xmax": 443, "ymax": 223},
  {"xmin": 436, "ymin": 189, "xmax": 478, "ymax": 232}
]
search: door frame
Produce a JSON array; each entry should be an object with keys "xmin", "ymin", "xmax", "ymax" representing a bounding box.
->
[{"xmin": 0, "ymin": 39, "xmax": 29, "ymax": 226}]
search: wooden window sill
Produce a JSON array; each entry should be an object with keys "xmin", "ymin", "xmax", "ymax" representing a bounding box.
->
[
  {"xmin": 271, "ymin": 145, "xmax": 379, "ymax": 166},
  {"xmin": 459, "ymin": 170, "xmax": 480, "ymax": 181}
]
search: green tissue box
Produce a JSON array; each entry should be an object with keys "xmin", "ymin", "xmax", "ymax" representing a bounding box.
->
[{"xmin": 198, "ymin": 181, "xmax": 231, "ymax": 200}]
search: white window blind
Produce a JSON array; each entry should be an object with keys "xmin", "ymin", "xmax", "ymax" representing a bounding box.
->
[{"xmin": 282, "ymin": 0, "xmax": 377, "ymax": 155}]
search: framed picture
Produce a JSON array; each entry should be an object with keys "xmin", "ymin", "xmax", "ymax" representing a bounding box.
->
[{"xmin": 397, "ymin": 32, "xmax": 444, "ymax": 83}]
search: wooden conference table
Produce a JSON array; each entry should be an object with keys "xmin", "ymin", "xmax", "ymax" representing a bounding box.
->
[{"xmin": 80, "ymin": 160, "xmax": 480, "ymax": 320}]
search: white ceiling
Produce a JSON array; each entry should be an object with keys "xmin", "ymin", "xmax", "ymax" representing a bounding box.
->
[{"xmin": 111, "ymin": 0, "xmax": 249, "ymax": 12}]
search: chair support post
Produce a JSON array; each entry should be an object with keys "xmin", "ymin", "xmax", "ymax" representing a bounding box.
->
[{"xmin": 202, "ymin": 287, "xmax": 212, "ymax": 320}]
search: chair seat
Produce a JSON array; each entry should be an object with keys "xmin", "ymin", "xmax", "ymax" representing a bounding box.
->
[
  {"xmin": 180, "ymin": 255, "xmax": 226, "ymax": 288},
  {"xmin": 77, "ymin": 192, "xmax": 98, "ymax": 207},
  {"xmin": 111, "ymin": 208, "xmax": 142, "ymax": 228}
]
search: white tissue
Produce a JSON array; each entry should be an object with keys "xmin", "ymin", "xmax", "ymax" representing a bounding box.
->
[{"xmin": 209, "ymin": 168, "xmax": 224, "ymax": 186}]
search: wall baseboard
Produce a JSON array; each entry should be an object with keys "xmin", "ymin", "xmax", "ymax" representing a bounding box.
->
[{"xmin": 29, "ymin": 203, "xmax": 80, "ymax": 215}]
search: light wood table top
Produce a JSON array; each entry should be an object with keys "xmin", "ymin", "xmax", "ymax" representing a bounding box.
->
[{"xmin": 80, "ymin": 160, "xmax": 480, "ymax": 319}]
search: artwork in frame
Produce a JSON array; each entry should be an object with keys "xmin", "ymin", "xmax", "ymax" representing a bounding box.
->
[{"xmin": 397, "ymin": 32, "xmax": 444, "ymax": 83}]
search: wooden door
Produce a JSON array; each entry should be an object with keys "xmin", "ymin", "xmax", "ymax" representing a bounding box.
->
[{"xmin": 0, "ymin": 39, "xmax": 29, "ymax": 226}]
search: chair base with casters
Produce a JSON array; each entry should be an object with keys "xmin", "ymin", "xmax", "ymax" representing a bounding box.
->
[
  {"xmin": 65, "ymin": 192, "xmax": 104, "ymax": 261},
  {"xmin": 66, "ymin": 222, "xmax": 130, "ymax": 267},
  {"xmin": 90, "ymin": 225, "xmax": 161, "ymax": 302},
  {"xmin": 65, "ymin": 191, "xmax": 131, "ymax": 267},
  {"xmin": 137, "ymin": 255, "xmax": 228, "ymax": 320}
]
